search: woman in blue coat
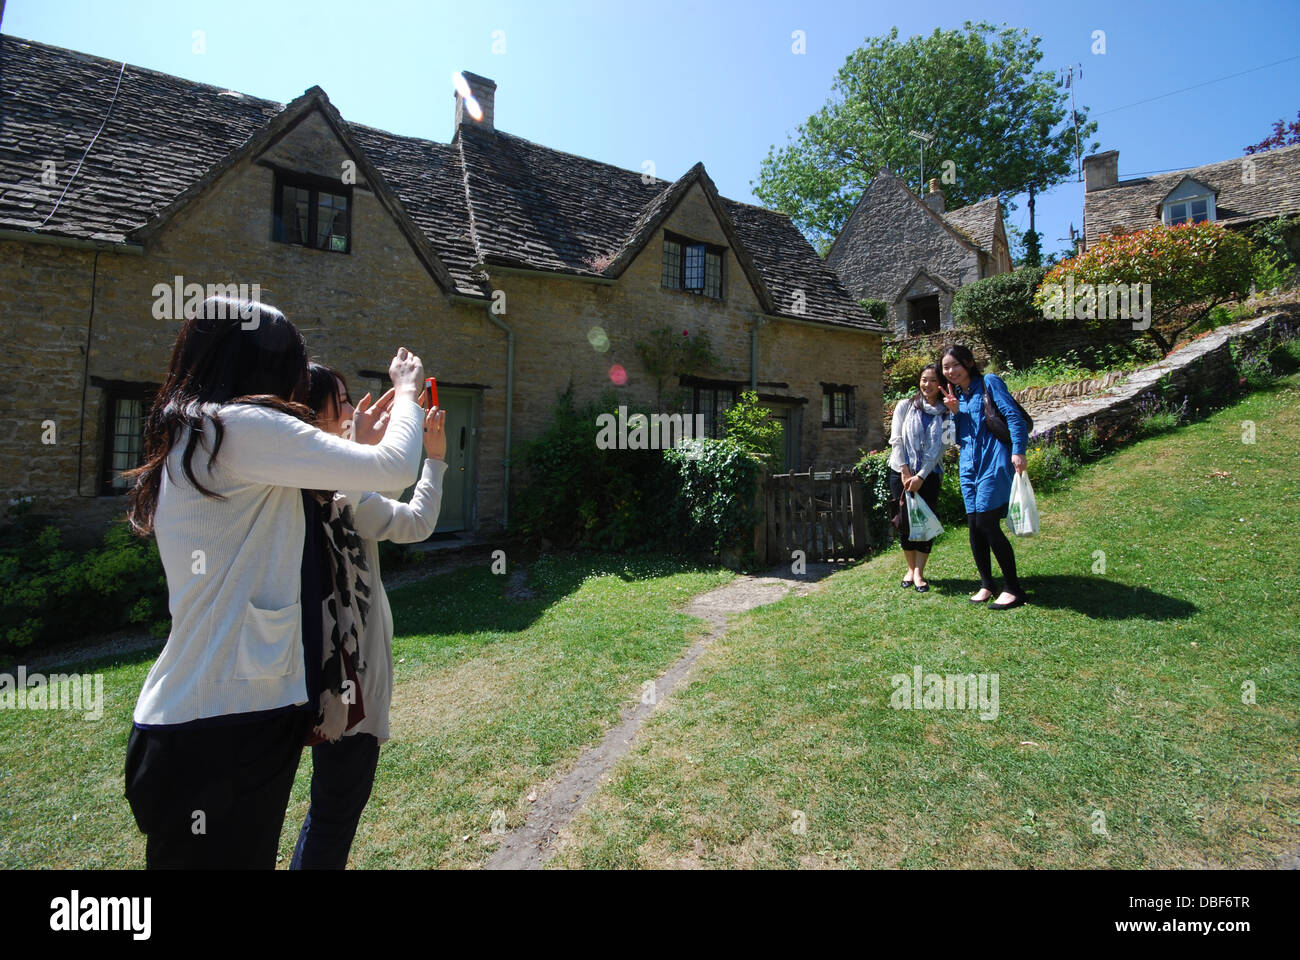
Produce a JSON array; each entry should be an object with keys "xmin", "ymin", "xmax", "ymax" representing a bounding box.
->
[{"xmin": 940, "ymin": 345, "xmax": 1029, "ymax": 610}]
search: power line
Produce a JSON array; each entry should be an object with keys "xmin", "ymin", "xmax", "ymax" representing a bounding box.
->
[{"xmin": 1094, "ymin": 53, "xmax": 1300, "ymax": 117}]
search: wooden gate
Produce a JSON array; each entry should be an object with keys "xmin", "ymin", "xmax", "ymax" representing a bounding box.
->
[{"xmin": 763, "ymin": 466, "xmax": 868, "ymax": 564}]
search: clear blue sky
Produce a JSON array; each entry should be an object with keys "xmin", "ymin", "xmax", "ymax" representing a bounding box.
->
[{"xmin": 5, "ymin": 0, "xmax": 1299, "ymax": 259}]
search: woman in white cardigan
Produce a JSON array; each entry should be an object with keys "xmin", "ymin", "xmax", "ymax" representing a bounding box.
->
[
  {"xmin": 888, "ymin": 364, "xmax": 950, "ymax": 592},
  {"xmin": 122, "ymin": 296, "xmax": 426, "ymax": 869},
  {"xmin": 289, "ymin": 362, "xmax": 447, "ymax": 869}
]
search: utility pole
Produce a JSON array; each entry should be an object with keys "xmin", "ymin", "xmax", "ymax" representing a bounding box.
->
[
  {"xmin": 1060, "ymin": 63, "xmax": 1084, "ymax": 181},
  {"xmin": 908, "ymin": 130, "xmax": 936, "ymax": 194}
]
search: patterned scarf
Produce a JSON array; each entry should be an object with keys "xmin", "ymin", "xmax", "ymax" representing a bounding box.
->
[
  {"xmin": 307, "ymin": 494, "xmax": 371, "ymax": 744},
  {"xmin": 902, "ymin": 397, "xmax": 946, "ymax": 473}
]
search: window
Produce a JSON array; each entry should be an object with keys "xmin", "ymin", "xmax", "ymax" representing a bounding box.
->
[
  {"xmin": 274, "ymin": 172, "xmax": 351, "ymax": 252},
  {"xmin": 1164, "ymin": 195, "xmax": 1214, "ymax": 226},
  {"xmin": 100, "ymin": 385, "xmax": 156, "ymax": 495},
  {"xmin": 821, "ymin": 385, "xmax": 854, "ymax": 428},
  {"xmin": 692, "ymin": 384, "xmax": 738, "ymax": 438},
  {"xmin": 907, "ymin": 295, "xmax": 941, "ymax": 334},
  {"xmin": 663, "ymin": 232, "xmax": 723, "ymax": 299}
]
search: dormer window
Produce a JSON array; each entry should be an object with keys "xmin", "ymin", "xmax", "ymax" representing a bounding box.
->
[
  {"xmin": 663, "ymin": 232, "xmax": 723, "ymax": 299},
  {"xmin": 273, "ymin": 171, "xmax": 352, "ymax": 253},
  {"xmin": 1161, "ymin": 178, "xmax": 1216, "ymax": 227}
]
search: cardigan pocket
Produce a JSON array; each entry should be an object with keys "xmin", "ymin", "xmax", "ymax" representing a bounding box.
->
[{"xmin": 234, "ymin": 600, "xmax": 302, "ymax": 680}]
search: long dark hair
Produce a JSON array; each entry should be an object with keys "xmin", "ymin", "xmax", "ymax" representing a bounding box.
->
[
  {"xmin": 307, "ymin": 362, "xmax": 353, "ymax": 422},
  {"xmin": 125, "ymin": 296, "xmax": 312, "ymax": 535},
  {"xmin": 911, "ymin": 363, "xmax": 950, "ymax": 412},
  {"xmin": 941, "ymin": 344, "xmax": 982, "ymax": 382}
]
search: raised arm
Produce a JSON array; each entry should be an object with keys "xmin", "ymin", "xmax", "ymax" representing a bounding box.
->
[
  {"xmin": 345, "ymin": 458, "xmax": 447, "ymax": 544},
  {"xmin": 216, "ymin": 398, "xmax": 424, "ymax": 492}
]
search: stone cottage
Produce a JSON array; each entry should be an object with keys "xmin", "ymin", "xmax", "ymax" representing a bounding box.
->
[
  {"xmin": 825, "ymin": 169, "xmax": 1012, "ymax": 337},
  {"xmin": 1082, "ymin": 144, "xmax": 1300, "ymax": 249},
  {"xmin": 0, "ymin": 34, "xmax": 884, "ymax": 540}
]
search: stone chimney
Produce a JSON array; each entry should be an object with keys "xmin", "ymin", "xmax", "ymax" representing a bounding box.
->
[
  {"xmin": 923, "ymin": 178, "xmax": 945, "ymax": 215},
  {"xmin": 454, "ymin": 71, "xmax": 496, "ymax": 133},
  {"xmin": 1083, "ymin": 150, "xmax": 1119, "ymax": 192}
]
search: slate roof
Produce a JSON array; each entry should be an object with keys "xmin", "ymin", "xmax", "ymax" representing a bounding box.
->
[
  {"xmin": 942, "ymin": 196, "xmax": 1002, "ymax": 254},
  {"xmin": 1084, "ymin": 144, "xmax": 1300, "ymax": 246},
  {"xmin": 0, "ymin": 33, "xmax": 880, "ymax": 331}
]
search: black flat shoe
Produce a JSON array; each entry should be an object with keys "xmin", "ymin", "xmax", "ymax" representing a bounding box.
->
[
  {"xmin": 988, "ymin": 595, "xmax": 1027, "ymax": 610},
  {"xmin": 968, "ymin": 594, "xmax": 992, "ymax": 604},
  {"xmin": 914, "ymin": 583, "xmax": 930, "ymax": 593},
  {"xmin": 901, "ymin": 579, "xmax": 914, "ymax": 588}
]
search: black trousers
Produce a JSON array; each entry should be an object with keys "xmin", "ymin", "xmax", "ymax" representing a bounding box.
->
[
  {"xmin": 290, "ymin": 732, "xmax": 381, "ymax": 870},
  {"xmin": 889, "ymin": 468, "xmax": 942, "ymax": 553},
  {"xmin": 124, "ymin": 709, "xmax": 312, "ymax": 869},
  {"xmin": 967, "ymin": 506, "xmax": 1024, "ymax": 596}
]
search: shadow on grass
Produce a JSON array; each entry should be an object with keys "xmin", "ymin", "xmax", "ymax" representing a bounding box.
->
[{"xmin": 926, "ymin": 575, "xmax": 1197, "ymax": 621}]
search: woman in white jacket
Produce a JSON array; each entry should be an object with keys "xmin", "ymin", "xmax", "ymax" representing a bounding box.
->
[
  {"xmin": 123, "ymin": 296, "xmax": 427, "ymax": 869},
  {"xmin": 289, "ymin": 362, "xmax": 447, "ymax": 869},
  {"xmin": 888, "ymin": 364, "xmax": 950, "ymax": 592}
]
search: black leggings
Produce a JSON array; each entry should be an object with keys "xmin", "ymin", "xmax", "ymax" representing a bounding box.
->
[{"xmin": 967, "ymin": 508, "xmax": 1023, "ymax": 596}]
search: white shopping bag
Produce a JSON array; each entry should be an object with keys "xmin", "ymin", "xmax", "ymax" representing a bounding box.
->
[
  {"xmin": 905, "ymin": 491, "xmax": 944, "ymax": 541},
  {"xmin": 1006, "ymin": 472, "xmax": 1039, "ymax": 537}
]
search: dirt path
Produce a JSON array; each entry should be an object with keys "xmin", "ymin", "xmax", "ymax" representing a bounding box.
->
[{"xmin": 483, "ymin": 563, "xmax": 838, "ymax": 870}]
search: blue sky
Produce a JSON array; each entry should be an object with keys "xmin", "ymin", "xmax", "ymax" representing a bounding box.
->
[{"xmin": 5, "ymin": 0, "xmax": 1299, "ymax": 259}]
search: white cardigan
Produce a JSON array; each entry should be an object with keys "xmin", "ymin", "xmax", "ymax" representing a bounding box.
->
[
  {"xmin": 337, "ymin": 457, "xmax": 447, "ymax": 743},
  {"xmin": 132, "ymin": 397, "xmax": 425, "ymax": 727}
]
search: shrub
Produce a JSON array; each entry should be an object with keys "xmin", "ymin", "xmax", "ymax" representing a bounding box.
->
[
  {"xmin": 886, "ymin": 348, "xmax": 938, "ymax": 397},
  {"xmin": 1035, "ymin": 222, "xmax": 1254, "ymax": 355},
  {"xmin": 1245, "ymin": 214, "xmax": 1300, "ymax": 271},
  {"xmin": 853, "ymin": 450, "xmax": 895, "ymax": 553},
  {"xmin": 952, "ymin": 266, "xmax": 1051, "ymax": 368},
  {"xmin": 722, "ymin": 391, "xmax": 784, "ymax": 465},
  {"xmin": 514, "ymin": 386, "xmax": 679, "ymax": 551},
  {"xmin": 859, "ymin": 298, "xmax": 888, "ymax": 323},
  {"xmin": 664, "ymin": 439, "xmax": 759, "ymax": 558},
  {"xmin": 0, "ymin": 507, "xmax": 170, "ymax": 653}
]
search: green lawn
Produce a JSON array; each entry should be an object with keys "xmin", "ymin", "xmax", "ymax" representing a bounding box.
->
[
  {"xmin": 550, "ymin": 374, "xmax": 1300, "ymax": 868},
  {"xmin": 0, "ymin": 555, "xmax": 731, "ymax": 868}
]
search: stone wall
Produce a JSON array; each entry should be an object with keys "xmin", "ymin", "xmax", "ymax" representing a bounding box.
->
[
  {"xmin": 1028, "ymin": 309, "xmax": 1297, "ymax": 443},
  {"xmin": 826, "ymin": 171, "xmax": 979, "ymax": 337}
]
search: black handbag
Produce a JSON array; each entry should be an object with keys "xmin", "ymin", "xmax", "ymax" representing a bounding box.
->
[{"xmin": 983, "ymin": 379, "xmax": 1034, "ymax": 448}]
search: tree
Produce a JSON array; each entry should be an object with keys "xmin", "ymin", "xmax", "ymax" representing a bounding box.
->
[
  {"xmin": 753, "ymin": 22, "xmax": 1098, "ymax": 250},
  {"xmin": 1244, "ymin": 110, "xmax": 1300, "ymax": 154}
]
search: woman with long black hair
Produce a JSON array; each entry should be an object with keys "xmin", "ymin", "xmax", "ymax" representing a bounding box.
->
[
  {"xmin": 940, "ymin": 344, "xmax": 1030, "ymax": 611},
  {"xmin": 122, "ymin": 296, "xmax": 426, "ymax": 869},
  {"xmin": 887, "ymin": 364, "xmax": 950, "ymax": 592}
]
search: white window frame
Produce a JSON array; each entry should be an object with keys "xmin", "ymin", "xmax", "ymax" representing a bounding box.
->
[{"xmin": 1163, "ymin": 193, "xmax": 1215, "ymax": 226}]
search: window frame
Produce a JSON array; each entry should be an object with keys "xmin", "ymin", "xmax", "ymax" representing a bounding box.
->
[
  {"xmin": 820, "ymin": 383, "xmax": 855, "ymax": 429},
  {"xmin": 662, "ymin": 230, "xmax": 724, "ymax": 299},
  {"xmin": 1163, "ymin": 193, "xmax": 1215, "ymax": 226},
  {"xmin": 98, "ymin": 381, "xmax": 158, "ymax": 496},
  {"xmin": 272, "ymin": 169, "xmax": 354, "ymax": 254}
]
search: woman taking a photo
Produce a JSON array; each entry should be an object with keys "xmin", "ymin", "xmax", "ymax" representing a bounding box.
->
[
  {"xmin": 887, "ymin": 364, "xmax": 949, "ymax": 592},
  {"xmin": 939, "ymin": 345, "xmax": 1029, "ymax": 611},
  {"xmin": 289, "ymin": 362, "xmax": 447, "ymax": 870},
  {"xmin": 123, "ymin": 296, "xmax": 427, "ymax": 869}
]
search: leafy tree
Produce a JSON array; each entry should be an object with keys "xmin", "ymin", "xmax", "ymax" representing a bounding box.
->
[
  {"xmin": 1022, "ymin": 229, "xmax": 1043, "ymax": 268},
  {"xmin": 753, "ymin": 21, "xmax": 1098, "ymax": 249},
  {"xmin": 721, "ymin": 391, "xmax": 784, "ymax": 465},
  {"xmin": 952, "ymin": 266, "xmax": 1050, "ymax": 368},
  {"xmin": 1033, "ymin": 222, "xmax": 1253, "ymax": 355},
  {"xmin": 1244, "ymin": 109, "xmax": 1300, "ymax": 154}
]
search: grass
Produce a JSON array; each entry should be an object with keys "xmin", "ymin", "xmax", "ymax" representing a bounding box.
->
[
  {"xmin": 0, "ymin": 554, "xmax": 731, "ymax": 868},
  {"xmin": 550, "ymin": 372, "xmax": 1300, "ymax": 868}
]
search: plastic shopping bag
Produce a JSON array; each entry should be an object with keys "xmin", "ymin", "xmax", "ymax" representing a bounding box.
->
[
  {"xmin": 905, "ymin": 492, "xmax": 944, "ymax": 542},
  {"xmin": 1006, "ymin": 472, "xmax": 1039, "ymax": 537}
]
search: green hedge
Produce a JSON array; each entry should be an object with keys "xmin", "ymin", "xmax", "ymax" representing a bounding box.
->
[
  {"xmin": 1, "ymin": 504, "xmax": 170, "ymax": 654},
  {"xmin": 951, "ymin": 266, "xmax": 1051, "ymax": 368}
]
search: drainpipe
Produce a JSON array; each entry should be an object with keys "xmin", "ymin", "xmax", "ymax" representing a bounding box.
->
[
  {"xmin": 485, "ymin": 309, "xmax": 515, "ymax": 531},
  {"xmin": 750, "ymin": 316, "xmax": 761, "ymax": 392}
]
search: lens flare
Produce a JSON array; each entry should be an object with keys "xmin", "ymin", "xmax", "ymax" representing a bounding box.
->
[
  {"xmin": 587, "ymin": 326, "xmax": 609, "ymax": 352},
  {"xmin": 608, "ymin": 364, "xmax": 627, "ymax": 386}
]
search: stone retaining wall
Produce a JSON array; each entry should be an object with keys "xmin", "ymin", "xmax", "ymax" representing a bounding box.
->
[{"xmin": 1027, "ymin": 307, "xmax": 1298, "ymax": 443}]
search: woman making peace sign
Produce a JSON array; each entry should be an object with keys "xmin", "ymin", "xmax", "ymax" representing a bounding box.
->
[{"xmin": 940, "ymin": 345, "xmax": 1029, "ymax": 611}]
